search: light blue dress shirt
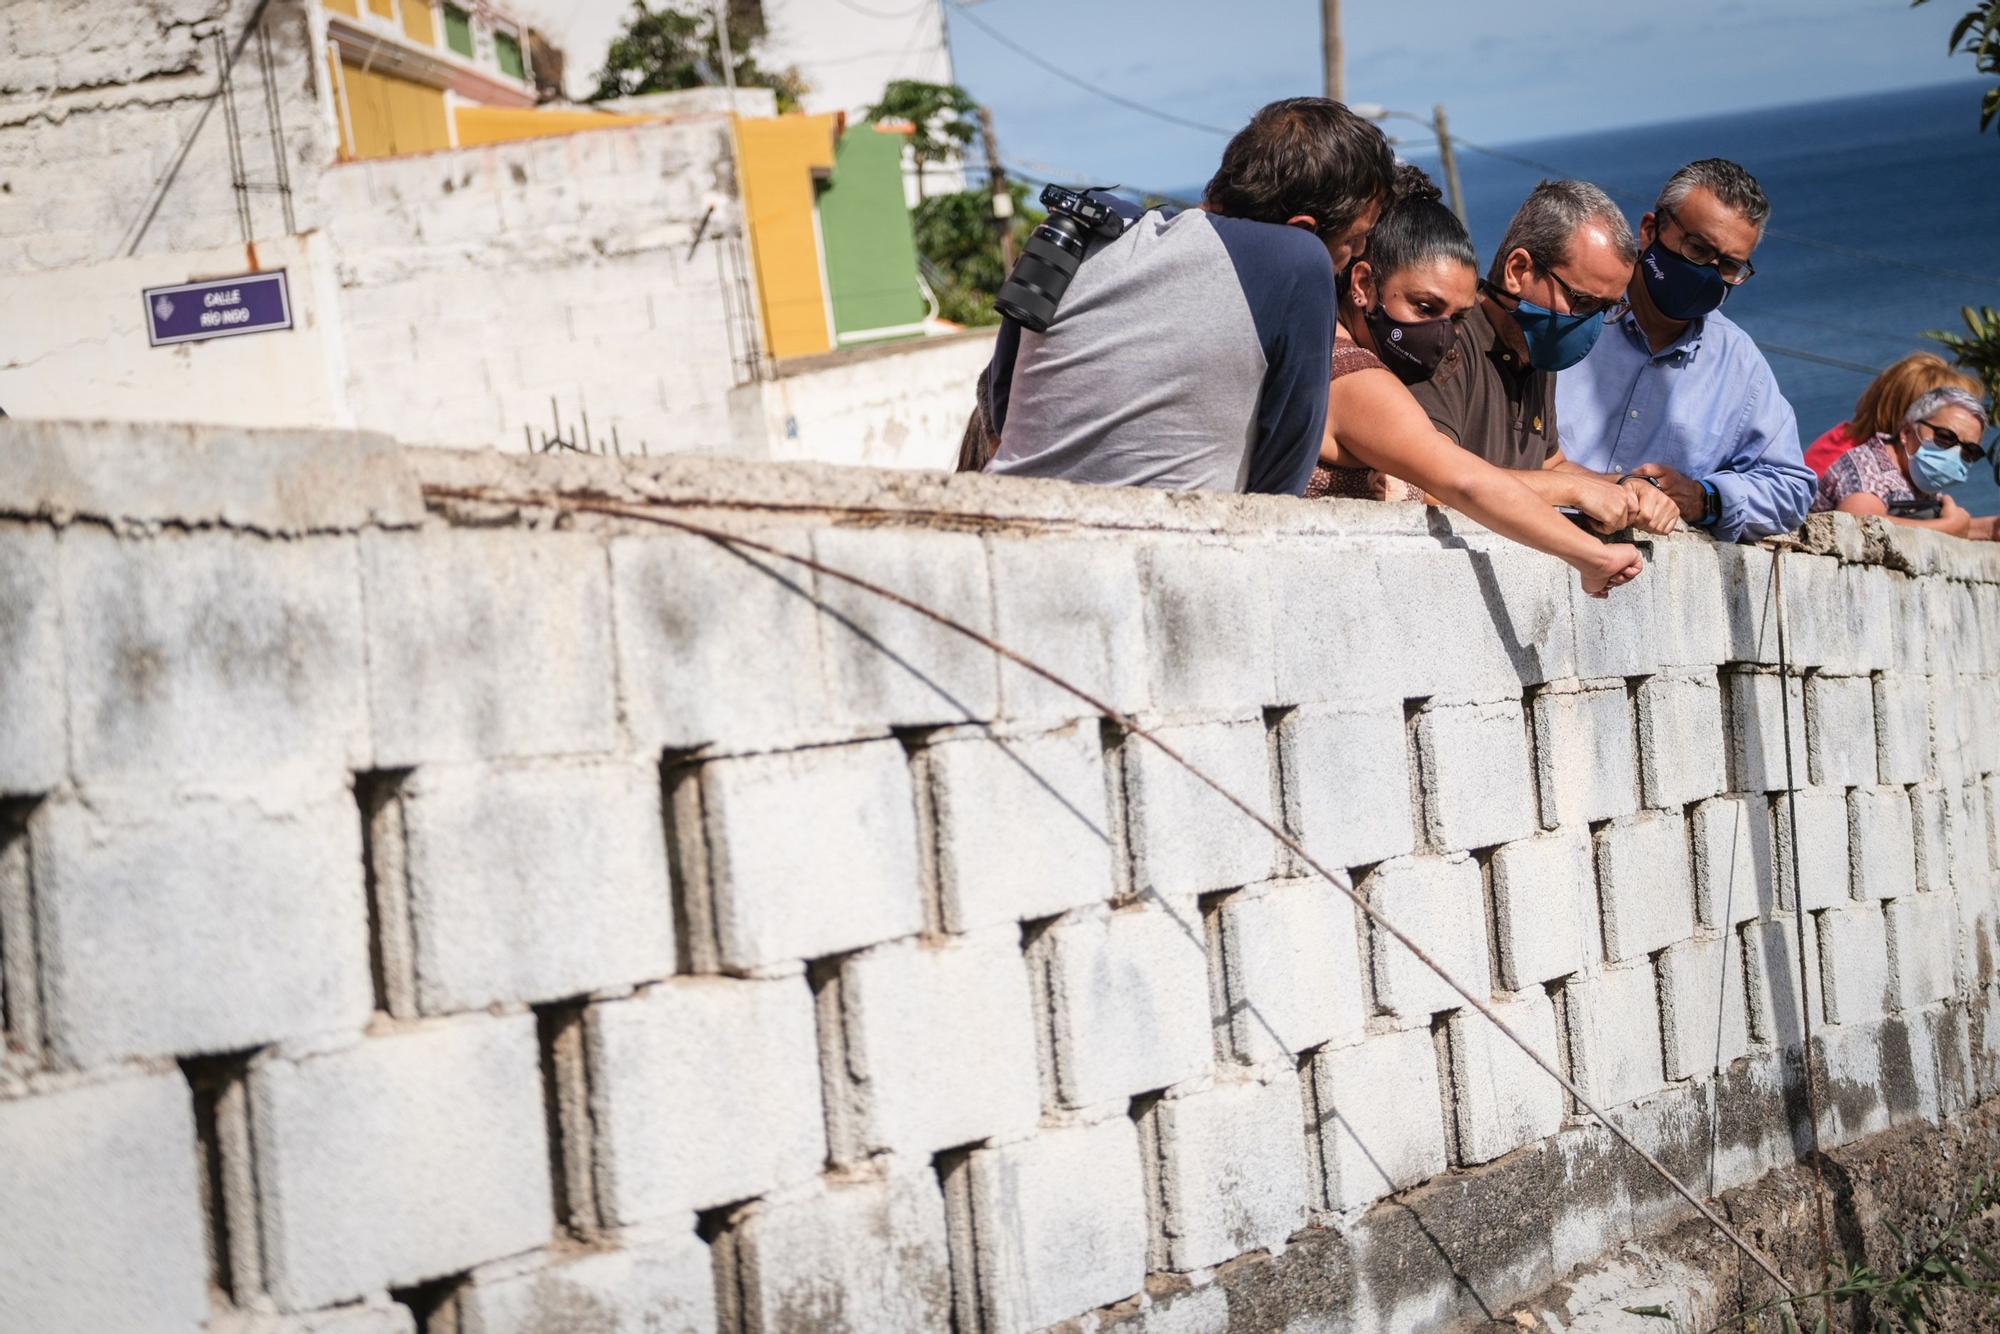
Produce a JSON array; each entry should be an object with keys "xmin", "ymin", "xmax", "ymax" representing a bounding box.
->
[{"xmin": 1555, "ymin": 308, "xmax": 1815, "ymax": 543}]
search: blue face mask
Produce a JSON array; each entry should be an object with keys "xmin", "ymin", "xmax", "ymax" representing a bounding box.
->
[
  {"xmin": 1639, "ymin": 237, "xmax": 1729, "ymax": 321},
  {"xmin": 1910, "ymin": 439, "xmax": 1970, "ymax": 493},
  {"xmin": 1509, "ymin": 297, "xmax": 1604, "ymax": 372}
]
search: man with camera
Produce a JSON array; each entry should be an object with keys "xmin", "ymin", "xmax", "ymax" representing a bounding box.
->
[{"xmin": 974, "ymin": 97, "xmax": 1397, "ymax": 495}]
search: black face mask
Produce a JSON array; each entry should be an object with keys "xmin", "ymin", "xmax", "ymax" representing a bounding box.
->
[{"xmin": 1362, "ymin": 302, "xmax": 1456, "ymax": 385}]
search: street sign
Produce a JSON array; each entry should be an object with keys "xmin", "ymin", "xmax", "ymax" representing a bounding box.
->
[{"xmin": 143, "ymin": 270, "xmax": 293, "ymax": 347}]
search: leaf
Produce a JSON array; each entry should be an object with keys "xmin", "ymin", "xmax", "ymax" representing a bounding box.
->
[
  {"xmin": 1953, "ymin": 9, "xmax": 1980, "ymax": 47},
  {"xmin": 1624, "ymin": 1306, "xmax": 1675, "ymax": 1319}
]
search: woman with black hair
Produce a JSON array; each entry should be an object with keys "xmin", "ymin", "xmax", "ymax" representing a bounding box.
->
[{"xmin": 1310, "ymin": 167, "xmax": 1642, "ymax": 597}]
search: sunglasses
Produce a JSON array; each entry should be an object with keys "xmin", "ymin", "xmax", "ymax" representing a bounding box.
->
[
  {"xmin": 1920, "ymin": 419, "xmax": 1988, "ymax": 463},
  {"xmin": 1531, "ymin": 258, "xmax": 1629, "ymax": 321}
]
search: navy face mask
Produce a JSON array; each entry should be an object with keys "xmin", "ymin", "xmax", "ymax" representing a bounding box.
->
[
  {"xmin": 1639, "ymin": 234, "xmax": 1729, "ymax": 321},
  {"xmin": 1362, "ymin": 302, "xmax": 1456, "ymax": 384}
]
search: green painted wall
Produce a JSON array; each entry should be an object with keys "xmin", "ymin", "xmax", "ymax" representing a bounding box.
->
[{"xmin": 818, "ymin": 127, "xmax": 926, "ymax": 342}]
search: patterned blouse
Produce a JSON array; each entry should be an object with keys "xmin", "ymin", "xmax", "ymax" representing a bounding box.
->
[
  {"xmin": 1811, "ymin": 435, "xmax": 1919, "ymax": 513},
  {"xmin": 1307, "ymin": 336, "xmax": 1426, "ymax": 502}
]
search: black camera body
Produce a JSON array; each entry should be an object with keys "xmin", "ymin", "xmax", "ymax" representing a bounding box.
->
[{"xmin": 994, "ymin": 185, "xmax": 1128, "ymax": 332}]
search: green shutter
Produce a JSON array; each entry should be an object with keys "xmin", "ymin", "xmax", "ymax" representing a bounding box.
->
[
  {"xmin": 442, "ymin": 3, "xmax": 472, "ymax": 56},
  {"xmin": 494, "ymin": 30, "xmax": 525, "ymax": 79},
  {"xmin": 818, "ymin": 128, "xmax": 927, "ymax": 342}
]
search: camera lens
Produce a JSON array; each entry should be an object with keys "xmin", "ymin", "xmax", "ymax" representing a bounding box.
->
[{"xmin": 995, "ymin": 216, "xmax": 1091, "ymax": 332}]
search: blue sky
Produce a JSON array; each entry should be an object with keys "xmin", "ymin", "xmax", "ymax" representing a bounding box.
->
[{"xmin": 943, "ymin": 0, "xmax": 1974, "ymax": 193}]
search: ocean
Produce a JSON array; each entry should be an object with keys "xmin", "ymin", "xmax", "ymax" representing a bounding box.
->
[{"xmin": 1389, "ymin": 80, "xmax": 2000, "ymax": 514}]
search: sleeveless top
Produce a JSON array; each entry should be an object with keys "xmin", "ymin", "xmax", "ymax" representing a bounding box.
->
[{"xmin": 1306, "ymin": 338, "xmax": 1425, "ymax": 502}]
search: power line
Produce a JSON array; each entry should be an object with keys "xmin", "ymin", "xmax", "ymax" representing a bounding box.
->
[
  {"xmin": 949, "ymin": 2, "xmax": 1234, "ymax": 138},
  {"xmin": 1759, "ymin": 344, "xmax": 1887, "ymax": 377},
  {"xmin": 828, "ymin": 0, "xmax": 934, "ymax": 16}
]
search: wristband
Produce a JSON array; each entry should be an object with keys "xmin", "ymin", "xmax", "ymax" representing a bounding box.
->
[{"xmin": 1698, "ymin": 479, "xmax": 1720, "ymax": 527}]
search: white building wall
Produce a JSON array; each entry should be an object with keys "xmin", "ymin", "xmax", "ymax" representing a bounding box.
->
[
  {"xmin": 323, "ymin": 115, "xmax": 750, "ymax": 453},
  {"xmin": 0, "ymin": 0, "xmax": 335, "ymax": 272},
  {"xmin": 0, "ymin": 231, "xmax": 351, "ymax": 428}
]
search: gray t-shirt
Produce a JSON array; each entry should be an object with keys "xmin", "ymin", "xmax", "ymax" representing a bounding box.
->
[{"xmin": 982, "ymin": 203, "xmax": 1336, "ymax": 496}]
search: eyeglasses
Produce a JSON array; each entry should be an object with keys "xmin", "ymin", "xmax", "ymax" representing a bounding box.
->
[
  {"xmin": 1529, "ymin": 257, "xmax": 1629, "ymax": 321},
  {"xmin": 1919, "ymin": 419, "xmax": 1988, "ymax": 463},
  {"xmin": 1656, "ymin": 203, "xmax": 1757, "ymax": 284}
]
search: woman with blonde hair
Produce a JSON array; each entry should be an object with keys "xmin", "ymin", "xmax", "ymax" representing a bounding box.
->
[{"xmin": 1804, "ymin": 351, "xmax": 1983, "ymax": 476}]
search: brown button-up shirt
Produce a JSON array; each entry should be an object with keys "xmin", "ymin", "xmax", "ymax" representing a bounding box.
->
[{"xmin": 1407, "ymin": 298, "xmax": 1559, "ymax": 470}]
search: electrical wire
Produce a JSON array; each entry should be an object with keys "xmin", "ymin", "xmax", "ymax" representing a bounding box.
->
[
  {"xmin": 829, "ymin": 0, "xmax": 936, "ymax": 18},
  {"xmin": 1757, "ymin": 344, "xmax": 1886, "ymax": 377},
  {"xmin": 426, "ymin": 479, "xmax": 1801, "ymax": 1304},
  {"xmin": 948, "ymin": 2, "xmax": 1235, "ymax": 138}
]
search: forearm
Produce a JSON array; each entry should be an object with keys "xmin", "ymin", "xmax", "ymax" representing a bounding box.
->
[
  {"xmin": 1430, "ymin": 465, "xmax": 1617, "ymax": 573},
  {"xmin": 1889, "ymin": 512, "xmax": 1972, "ymax": 535}
]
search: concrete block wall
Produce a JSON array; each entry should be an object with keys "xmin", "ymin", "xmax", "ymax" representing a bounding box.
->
[{"xmin": 6, "ymin": 425, "xmax": 2000, "ymax": 1333}]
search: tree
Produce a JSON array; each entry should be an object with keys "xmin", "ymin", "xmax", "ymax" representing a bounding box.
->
[
  {"xmin": 912, "ymin": 182, "xmax": 1041, "ymax": 326},
  {"xmin": 589, "ymin": 1, "xmax": 806, "ymax": 111},
  {"xmin": 863, "ymin": 81, "xmax": 978, "ymax": 197},
  {"xmin": 1927, "ymin": 306, "xmax": 2000, "ymax": 404},
  {"xmin": 1912, "ymin": 0, "xmax": 2000, "ymax": 133}
]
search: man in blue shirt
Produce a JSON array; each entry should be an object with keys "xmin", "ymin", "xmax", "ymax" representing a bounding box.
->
[
  {"xmin": 979, "ymin": 98, "xmax": 1396, "ymax": 496},
  {"xmin": 1556, "ymin": 159, "xmax": 1814, "ymax": 542}
]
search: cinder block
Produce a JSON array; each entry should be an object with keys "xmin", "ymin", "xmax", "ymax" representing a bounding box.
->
[
  {"xmin": 1653, "ymin": 536, "xmax": 1727, "ymax": 668},
  {"xmin": 1214, "ymin": 878, "xmax": 1367, "ymax": 1063},
  {"xmin": 1530, "ymin": 683, "xmax": 1637, "ymax": 829},
  {"xmin": 586, "ymin": 975, "xmax": 824, "ymax": 1223},
  {"xmin": 959, "ymin": 1117, "xmax": 1148, "ymax": 1331},
  {"xmin": 1307, "ymin": 1026, "xmax": 1449, "ymax": 1210},
  {"xmin": 1658, "ymin": 934, "xmax": 1751, "ymax": 1080},
  {"xmin": 1848, "ymin": 787, "xmax": 1917, "ymax": 902},
  {"xmin": 1887, "ymin": 893, "xmax": 1957, "ymax": 1010},
  {"xmin": 1417, "ymin": 699, "xmax": 1535, "ymax": 851},
  {"xmin": 1874, "ymin": 673, "xmax": 1932, "ymax": 785},
  {"xmin": 0, "ymin": 525, "xmax": 62, "ymax": 795},
  {"xmin": 1913, "ymin": 784, "xmax": 1950, "ymax": 893},
  {"xmin": 400, "ymin": 759, "xmax": 674, "ymax": 1014},
  {"xmin": 1571, "ymin": 555, "xmax": 1662, "ymax": 679},
  {"xmin": 698, "ymin": 739, "xmax": 925, "ymax": 970},
  {"xmin": 1744, "ymin": 916, "xmax": 1823, "ymax": 1047},
  {"xmin": 1806, "ymin": 674, "xmax": 1876, "ymax": 788},
  {"xmin": 1594, "ymin": 813, "xmax": 1696, "ymax": 963},
  {"xmin": 1773, "ymin": 553, "xmax": 1839, "ymax": 668},
  {"xmin": 611, "ymin": 531, "xmax": 833, "ymax": 752},
  {"xmin": 1568, "ymin": 962, "xmax": 1666, "ymax": 1107},
  {"xmin": 458, "ymin": 1232, "xmax": 714, "ymax": 1334},
  {"xmin": 1277, "ymin": 700, "xmax": 1416, "ymax": 871},
  {"xmin": 253, "ymin": 1015, "xmax": 555, "ymax": 1310},
  {"xmin": 825, "ymin": 930, "xmax": 1041, "ymax": 1161},
  {"xmin": 1489, "ymin": 831, "xmax": 1594, "ymax": 988},
  {"xmin": 1139, "ymin": 542, "xmax": 1276, "ymax": 717},
  {"xmin": 1949, "ymin": 780, "xmax": 1993, "ymax": 899},
  {"xmin": 1775, "ymin": 788, "xmax": 1851, "ymax": 913},
  {"xmin": 1444, "ymin": 989, "xmax": 1565, "ymax": 1165},
  {"xmin": 1690, "ymin": 795, "xmax": 1776, "ymax": 927},
  {"xmin": 1035, "ymin": 903, "xmax": 1212, "ymax": 1107},
  {"xmin": 1830, "ymin": 565, "xmax": 1898, "ymax": 675},
  {"xmin": 1145, "ymin": 1071, "xmax": 1311, "ymax": 1270},
  {"xmin": 34, "ymin": 785, "xmax": 371, "ymax": 1068},
  {"xmin": 1726, "ymin": 671, "xmax": 1808, "ymax": 793},
  {"xmin": 1817, "ymin": 905, "xmax": 1890, "ymax": 1025},
  {"xmin": 1932, "ymin": 675, "xmax": 1978, "ymax": 787},
  {"xmin": 1366, "ymin": 854, "xmax": 1491, "ymax": 1022},
  {"xmin": 1123, "ymin": 716, "xmax": 1276, "ymax": 900},
  {"xmin": 810, "ymin": 527, "xmax": 999, "ymax": 729},
  {"xmin": 985, "ymin": 534, "xmax": 1149, "ymax": 722},
  {"xmin": 925, "ymin": 722, "xmax": 1115, "ymax": 932},
  {"xmin": 1718, "ymin": 542, "xmax": 1779, "ymax": 665},
  {"xmin": 0, "ymin": 1073, "xmax": 208, "ymax": 1334},
  {"xmin": 212, "ymin": 1303, "xmax": 417, "ymax": 1334},
  {"xmin": 1394, "ymin": 545, "xmax": 1576, "ymax": 697},
  {"xmin": 1635, "ymin": 673, "xmax": 1728, "ymax": 809},
  {"xmin": 733, "ymin": 1170, "xmax": 952, "ymax": 1333},
  {"xmin": 364, "ymin": 528, "xmax": 615, "ymax": 765},
  {"xmin": 61, "ymin": 527, "xmax": 367, "ymax": 781}
]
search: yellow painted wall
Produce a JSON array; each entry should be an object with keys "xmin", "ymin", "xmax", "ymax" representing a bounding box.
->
[
  {"xmin": 323, "ymin": 0, "xmax": 359, "ymax": 16},
  {"xmin": 399, "ymin": 0, "xmax": 435, "ymax": 47},
  {"xmin": 339, "ymin": 61, "xmax": 451, "ymax": 159},
  {"xmin": 366, "ymin": 0, "xmax": 393, "ymax": 18},
  {"xmin": 736, "ymin": 113, "xmax": 840, "ymax": 361},
  {"xmin": 454, "ymin": 105, "xmax": 655, "ymax": 148}
]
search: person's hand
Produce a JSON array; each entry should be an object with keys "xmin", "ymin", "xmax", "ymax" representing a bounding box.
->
[
  {"xmin": 1575, "ymin": 542, "xmax": 1645, "ymax": 598},
  {"xmin": 1619, "ymin": 475, "xmax": 1683, "ymax": 534},
  {"xmin": 1940, "ymin": 492, "xmax": 1973, "ymax": 537},
  {"xmin": 1630, "ymin": 462, "xmax": 1704, "ymax": 523},
  {"xmin": 1569, "ymin": 474, "xmax": 1640, "ymax": 534}
]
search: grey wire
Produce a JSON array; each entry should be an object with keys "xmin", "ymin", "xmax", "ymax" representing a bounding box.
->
[{"xmin": 425, "ymin": 480, "xmax": 1801, "ymax": 1300}]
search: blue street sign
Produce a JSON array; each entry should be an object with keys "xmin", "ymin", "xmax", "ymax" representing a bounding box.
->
[{"xmin": 143, "ymin": 270, "xmax": 293, "ymax": 347}]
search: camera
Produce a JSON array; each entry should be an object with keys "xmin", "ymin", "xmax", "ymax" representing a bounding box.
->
[{"xmin": 994, "ymin": 185, "xmax": 1129, "ymax": 332}]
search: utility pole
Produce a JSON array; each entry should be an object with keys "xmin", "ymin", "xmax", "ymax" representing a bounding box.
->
[
  {"xmin": 1432, "ymin": 102, "xmax": 1469, "ymax": 237},
  {"xmin": 1321, "ymin": 0, "xmax": 1342, "ymax": 103},
  {"xmin": 978, "ymin": 103, "xmax": 1015, "ymax": 267}
]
